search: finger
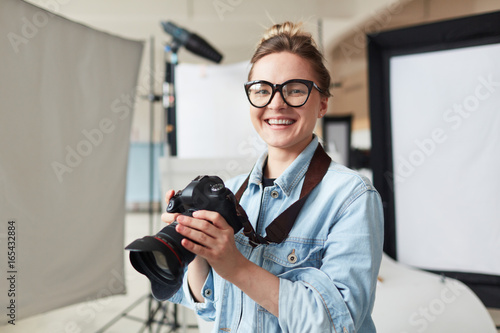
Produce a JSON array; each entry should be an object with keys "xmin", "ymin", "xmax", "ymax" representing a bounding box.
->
[
  {"xmin": 180, "ymin": 238, "xmax": 209, "ymax": 257},
  {"xmin": 161, "ymin": 190, "xmax": 180, "ymax": 224},
  {"xmin": 179, "ymin": 220, "xmax": 236, "ymax": 265},
  {"xmin": 177, "ymin": 214, "xmax": 226, "ymax": 240},
  {"xmin": 164, "ymin": 189, "xmax": 176, "ymax": 203},
  {"xmin": 175, "ymin": 221, "xmax": 215, "ymax": 248},
  {"xmin": 192, "ymin": 210, "xmax": 231, "ymax": 230},
  {"xmin": 176, "ymin": 215, "xmax": 217, "ymax": 236},
  {"xmin": 161, "ymin": 212, "xmax": 179, "ymax": 224}
]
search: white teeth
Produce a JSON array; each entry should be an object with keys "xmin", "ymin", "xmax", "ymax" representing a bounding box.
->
[{"xmin": 267, "ymin": 119, "xmax": 294, "ymax": 125}]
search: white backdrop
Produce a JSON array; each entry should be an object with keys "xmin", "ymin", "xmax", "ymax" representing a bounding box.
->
[
  {"xmin": 390, "ymin": 43, "xmax": 500, "ymax": 276},
  {"xmin": 0, "ymin": 0, "xmax": 143, "ymax": 324},
  {"xmin": 176, "ymin": 61, "xmax": 263, "ymax": 158}
]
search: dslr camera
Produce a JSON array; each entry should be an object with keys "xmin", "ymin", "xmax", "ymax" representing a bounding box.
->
[{"xmin": 125, "ymin": 175, "xmax": 246, "ymax": 300}]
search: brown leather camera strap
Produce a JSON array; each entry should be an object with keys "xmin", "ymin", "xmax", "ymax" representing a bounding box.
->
[{"xmin": 234, "ymin": 143, "xmax": 331, "ymax": 247}]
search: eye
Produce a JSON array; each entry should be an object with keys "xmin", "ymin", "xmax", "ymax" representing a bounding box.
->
[
  {"xmin": 289, "ymin": 88, "xmax": 305, "ymax": 94},
  {"xmin": 255, "ymin": 89, "xmax": 270, "ymax": 95},
  {"xmin": 249, "ymin": 84, "xmax": 271, "ymax": 96},
  {"xmin": 284, "ymin": 83, "xmax": 308, "ymax": 96}
]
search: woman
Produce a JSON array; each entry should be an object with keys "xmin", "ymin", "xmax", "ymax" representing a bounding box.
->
[{"xmin": 162, "ymin": 21, "xmax": 384, "ymax": 332}]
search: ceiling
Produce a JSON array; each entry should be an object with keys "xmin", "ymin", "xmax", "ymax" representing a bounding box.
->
[{"xmin": 24, "ymin": 0, "xmax": 401, "ymax": 64}]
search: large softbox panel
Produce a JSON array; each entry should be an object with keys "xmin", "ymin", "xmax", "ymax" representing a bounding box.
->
[
  {"xmin": 368, "ymin": 11, "xmax": 500, "ymax": 307},
  {"xmin": 175, "ymin": 61, "xmax": 259, "ymax": 158},
  {"xmin": 0, "ymin": 0, "xmax": 143, "ymax": 324}
]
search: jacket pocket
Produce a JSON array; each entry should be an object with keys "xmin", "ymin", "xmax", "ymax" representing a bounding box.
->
[{"xmin": 262, "ymin": 239, "xmax": 323, "ymax": 276}]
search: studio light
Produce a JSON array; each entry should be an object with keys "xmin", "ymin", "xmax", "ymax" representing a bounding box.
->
[{"xmin": 161, "ymin": 21, "xmax": 223, "ymax": 63}]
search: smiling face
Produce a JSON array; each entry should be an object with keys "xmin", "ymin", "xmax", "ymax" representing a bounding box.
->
[{"xmin": 248, "ymin": 52, "xmax": 328, "ymax": 158}]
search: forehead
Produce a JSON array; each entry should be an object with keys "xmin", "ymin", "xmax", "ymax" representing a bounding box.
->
[{"xmin": 249, "ymin": 52, "xmax": 317, "ymax": 83}]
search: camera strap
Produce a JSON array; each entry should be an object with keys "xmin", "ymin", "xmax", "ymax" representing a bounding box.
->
[{"xmin": 234, "ymin": 143, "xmax": 331, "ymax": 247}]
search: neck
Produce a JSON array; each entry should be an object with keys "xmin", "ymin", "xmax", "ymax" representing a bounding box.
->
[
  {"xmin": 265, "ymin": 149, "xmax": 297, "ymax": 179},
  {"xmin": 264, "ymin": 138, "xmax": 314, "ymax": 178}
]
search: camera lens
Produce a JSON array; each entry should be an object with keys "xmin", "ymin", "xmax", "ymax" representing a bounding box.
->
[
  {"xmin": 152, "ymin": 251, "xmax": 169, "ymax": 271},
  {"xmin": 125, "ymin": 223, "xmax": 196, "ymax": 300}
]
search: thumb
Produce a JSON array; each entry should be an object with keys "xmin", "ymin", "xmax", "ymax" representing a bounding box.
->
[{"xmin": 165, "ymin": 189, "xmax": 176, "ymax": 203}]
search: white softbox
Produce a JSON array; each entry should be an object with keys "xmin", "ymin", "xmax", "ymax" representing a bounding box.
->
[
  {"xmin": 368, "ymin": 11, "xmax": 500, "ymax": 307},
  {"xmin": 0, "ymin": 0, "xmax": 143, "ymax": 324}
]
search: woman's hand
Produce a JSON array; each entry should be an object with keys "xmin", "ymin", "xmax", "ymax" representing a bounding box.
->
[
  {"xmin": 175, "ymin": 210, "xmax": 246, "ymax": 280},
  {"xmin": 177, "ymin": 210, "xmax": 280, "ymax": 316}
]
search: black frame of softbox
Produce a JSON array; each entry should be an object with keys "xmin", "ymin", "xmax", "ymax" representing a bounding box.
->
[
  {"xmin": 322, "ymin": 115, "xmax": 353, "ymax": 167},
  {"xmin": 368, "ymin": 10, "xmax": 500, "ymax": 308}
]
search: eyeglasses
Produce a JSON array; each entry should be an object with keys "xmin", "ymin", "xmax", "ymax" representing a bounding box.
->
[{"xmin": 244, "ymin": 79, "xmax": 325, "ymax": 108}]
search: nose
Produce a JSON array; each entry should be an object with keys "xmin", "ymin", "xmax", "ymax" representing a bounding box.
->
[{"xmin": 267, "ymin": 90, "xmax": 286, "ymax": 109}]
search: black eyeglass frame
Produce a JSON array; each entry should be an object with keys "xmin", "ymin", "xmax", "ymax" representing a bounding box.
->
[{"xmin": 244, "ymin": 79, "xmax": 325, "ymax": 108}]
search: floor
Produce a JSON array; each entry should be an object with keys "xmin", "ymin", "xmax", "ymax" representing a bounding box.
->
[
  {"xmin": 1, "ymin": 212, "xmax": 201, "ymax": 333},
  {"xmin": 2, "ymin": 212, "xmax": 500, "ymax": 333}
]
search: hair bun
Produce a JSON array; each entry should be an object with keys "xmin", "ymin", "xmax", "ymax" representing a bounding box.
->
[{"xmin": 260, "ymin": 21, "xmax": 310, "ymax": 44}]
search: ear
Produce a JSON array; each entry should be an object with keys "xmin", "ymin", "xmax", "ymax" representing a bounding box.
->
[{"xmin": 317, "ymin": 96, "xmax": 329, "ymax": 118}]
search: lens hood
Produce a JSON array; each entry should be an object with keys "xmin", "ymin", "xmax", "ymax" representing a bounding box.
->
[{"xmin": 126, "ymin": 233, "xmax": 185, "ymax": 301}]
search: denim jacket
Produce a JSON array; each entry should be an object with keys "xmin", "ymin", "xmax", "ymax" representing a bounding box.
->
[{"xmin": 168, "ymin": 137, "xmax": 384, "ymax": 332}]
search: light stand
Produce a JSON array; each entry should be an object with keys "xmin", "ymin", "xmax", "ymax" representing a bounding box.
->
[{"xmin": 163, "ymin": 41, "xmax": 179, "ymax": 156}]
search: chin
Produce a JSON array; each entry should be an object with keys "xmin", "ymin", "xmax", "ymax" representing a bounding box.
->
[{"xmin": 267, "ymin": 137, "xmax": 312, "ymax": 153}]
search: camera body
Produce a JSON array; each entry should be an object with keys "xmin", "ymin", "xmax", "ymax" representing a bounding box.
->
[
  {"xmin": 126, "ymin": 175, "xmax": 246, "ymax": 301},
  {"xmin": 167, "ymin": 175, "xmax": 244, "ymax": 232}
]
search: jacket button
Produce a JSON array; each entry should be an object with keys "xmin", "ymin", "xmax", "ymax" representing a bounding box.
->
[
  {"xmin": 287, "ymin": 249, "xmax": 297, "ymax": 264},
  {"xmin": 204, "ymin": 289, "xmax": 213, "ymax": 297},
  {"xmin": 270, "ymin": 190, "xmax": 279, "ymax": 198}
]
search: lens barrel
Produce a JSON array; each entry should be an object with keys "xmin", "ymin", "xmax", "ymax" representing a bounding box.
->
[{"xmin": 125, "ymin": 222, "xmax": 196, "ymax": 300}]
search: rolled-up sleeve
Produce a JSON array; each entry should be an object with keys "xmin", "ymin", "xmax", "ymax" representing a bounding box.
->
[
  {"xmin": 278, "ymin": 189, "xmax": 384, "ymax": 332},
  {"xmin": 167, "ymin": 268, "xmax": 217, "ymax": 321}
]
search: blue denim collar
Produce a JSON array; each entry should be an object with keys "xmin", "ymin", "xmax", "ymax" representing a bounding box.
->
[{"xmin": 248, "ymin": 135, "xmax": 319, "ymax": 197}]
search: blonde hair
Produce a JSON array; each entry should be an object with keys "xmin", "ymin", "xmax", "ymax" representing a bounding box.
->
[{"xmin": 248, "ymin": 22, "xmax": 332, "ymax": 97}]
